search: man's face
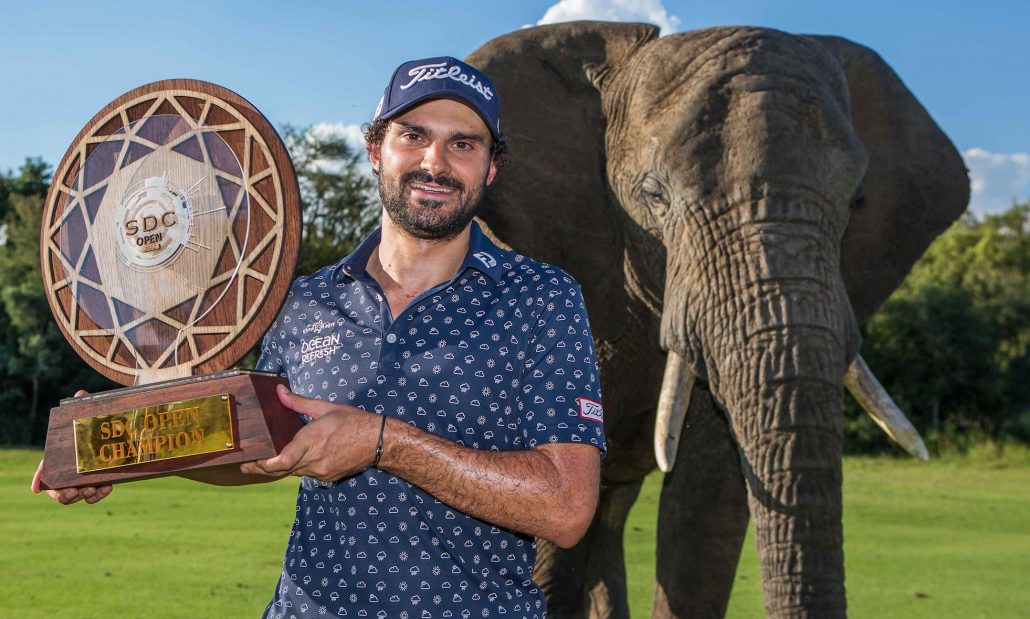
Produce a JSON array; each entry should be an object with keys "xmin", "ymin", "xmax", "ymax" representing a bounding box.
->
[{"xmin": 370, "ymin": 98, "xmax": 497, "ymax": 241}]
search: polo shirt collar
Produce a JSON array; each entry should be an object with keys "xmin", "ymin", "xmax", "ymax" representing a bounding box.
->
[
  {"xmin": 333, "ymin": 226, "xmax": 381, "ymax": 280},
  {"xmin": 461, "ymin": 221, "xmax": 504, "ymax": 282},
  {"xmin": 332, "ymin": 221, "xmax": 504, "ymax": 283}
]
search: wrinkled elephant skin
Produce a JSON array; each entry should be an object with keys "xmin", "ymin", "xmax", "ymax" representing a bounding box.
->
[{"xmin": 467, "ymin": 22, "xmax": 968, "ymax": 619}]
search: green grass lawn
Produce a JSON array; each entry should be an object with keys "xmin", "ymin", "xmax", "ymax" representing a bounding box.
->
[
  {"xmin": 625, "ymin": 451, "xmax": 1030, "ymax": 618},
  {"xmin": 2, "ymin": 450, "xmax": 299, "ymax": 618},
  {"xmin": 3, "ymin": 449, "xmax": 1029, "ymax": 618}
]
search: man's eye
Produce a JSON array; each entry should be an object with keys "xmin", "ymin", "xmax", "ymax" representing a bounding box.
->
[
  {"xmin": 397, "ymin": 132, "xmax": 424, "ymax": 143},
  {"xmin": 453, "ymin": 141, "xmax": 471, "ymax": 151}
]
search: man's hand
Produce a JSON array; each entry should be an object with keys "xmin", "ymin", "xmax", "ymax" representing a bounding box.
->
[
  {"xmin": 31, "ymin": 389, "xmax": 113, "ymax": 505},
  {"xmin": 240, "ymin": 385, "xmax": 380, "ymax": 482},
  {"xmin": 31, "ymin": 459, "xmax": 113, "ymax": 504}
]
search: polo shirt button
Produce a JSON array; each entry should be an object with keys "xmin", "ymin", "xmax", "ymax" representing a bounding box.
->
[{"xmin": 386, "ymin": 333, "xmax": 397, "ymax": 344}]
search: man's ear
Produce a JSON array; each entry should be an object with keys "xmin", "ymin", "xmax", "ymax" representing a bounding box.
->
[
  {"xmin": 485, "ymin": 161, "xmax": 497, "ymax": 186},
  {"xmin": 368, "ymin": 141, "xmax": 381, "ymax": 173}
]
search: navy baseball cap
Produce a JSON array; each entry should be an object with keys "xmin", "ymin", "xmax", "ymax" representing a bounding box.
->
[{"xmin": 373, "ymin": 56, "xmax": 501, "ymax": 140}]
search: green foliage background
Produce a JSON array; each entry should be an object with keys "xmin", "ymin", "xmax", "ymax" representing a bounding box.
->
[
  {"xmin": 0, "ymin": 160, "xmax": 115, "ymax": 444},
  {"xmin": 844, "ymin": 205, "xmax": 1030, "ymax": 453}
]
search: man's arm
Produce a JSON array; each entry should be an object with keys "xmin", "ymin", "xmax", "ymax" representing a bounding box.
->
[
  {"xmin": 240, "ymin": 385, "xmax": 601, "ymax": 548},
  {"xmin": 380, "ymin": 416, "xmax": 600, "ymax": 549}
]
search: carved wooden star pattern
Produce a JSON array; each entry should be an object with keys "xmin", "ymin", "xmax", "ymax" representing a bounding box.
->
[{"xmin": 41, "ymin": 80, "xmax": 300, "ymax": 385}]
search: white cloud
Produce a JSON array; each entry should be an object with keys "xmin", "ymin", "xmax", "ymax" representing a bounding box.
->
[
  {"xmin": 309, "ymin": 121, "xmax": 366, "ymax": 153},
  {"xmin": 536, "ymin": 0, "xmax": 680, "ymax": 35},
  {"xmin": 304, "ymin": 121, "xmax": 372, "ymax": 176},
  {"xmin": 963, "ymin": 147, "xmax": 1030, "ymax": 215}
]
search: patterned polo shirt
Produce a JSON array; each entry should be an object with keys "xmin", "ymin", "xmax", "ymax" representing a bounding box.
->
[{"xmin": 256, "ymin": 221, "xmax": 605, "ymax": 619}]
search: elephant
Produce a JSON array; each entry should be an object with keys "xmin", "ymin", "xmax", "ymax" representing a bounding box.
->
[{"xmin": 465, "ymin": 21, "xmax": 969, "ymax": 619}]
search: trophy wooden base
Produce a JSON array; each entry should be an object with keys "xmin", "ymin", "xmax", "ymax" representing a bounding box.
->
[{"xmin": 39, "ymin": 370, "xmax": 302, "ymax": 490}]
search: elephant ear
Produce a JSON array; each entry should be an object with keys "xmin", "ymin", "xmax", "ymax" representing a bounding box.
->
[
  {"xmin": 467, "ymin": 22, "xmax": 659, "ymax": 341},
  {"xmin": 810, "ymin": 36, "xmax": 970, "ymax": 324}
]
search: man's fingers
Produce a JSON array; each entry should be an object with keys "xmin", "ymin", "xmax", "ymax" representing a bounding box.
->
[
  {"xmin": 30, "ymin": 460, "xmax": 43, "ymax": 493},
  {"xmin": 240, "ymin": 459, "xmax": 278, "ymax": 476},
  {"xmin": 240, "ymin": 457, "xmax": 289, "ymax": 476},
  {"xmin": 85, "ymin": 487, "xmax": 112, "ymax": 504},
  {"xmin": 276, "ymin": 384, "xmax": 335, "ymax": 420},
  {"xmin": 242, "ymin": 439, "xmax": 305, "ymax": 476},
  {"xmin": 51, "ymin": 488, "xmax": 80, "ymax": 504},
  {"xmin": 41, "ymin": 483, "xmax": 111, "ymax": 505}
]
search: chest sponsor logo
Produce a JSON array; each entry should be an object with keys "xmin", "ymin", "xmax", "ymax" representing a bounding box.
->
[
  {"xmin": 303, "ymin": 318, "xmax": 346, "ymax": 334},
  {"xmin": 577, "ymin": 397, "xmax": 603, "ymax": 423},
  {"xmin": 301, "ymin": 333, "xmax": 342, "ymax": 363}
]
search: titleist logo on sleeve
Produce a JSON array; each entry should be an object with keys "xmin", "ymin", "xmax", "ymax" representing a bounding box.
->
[
  {"xmin": 399, "ymin": 62, "xmax": 495, "ymax": 100},
  {"xmin": 577, "ymin": 397, "xmax": 603, "ymax": 423}
]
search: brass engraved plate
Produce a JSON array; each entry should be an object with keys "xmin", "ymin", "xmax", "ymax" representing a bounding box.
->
[{"xmin": 73, "ymin": 394, "xmax": 235, "ymax": 473}]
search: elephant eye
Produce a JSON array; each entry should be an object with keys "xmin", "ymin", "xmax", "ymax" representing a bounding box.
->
[{"xmin": 639, "ymin": 175, "xmax": 670, "ymax": 213}]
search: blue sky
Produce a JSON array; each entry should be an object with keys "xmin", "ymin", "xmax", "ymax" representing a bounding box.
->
[{"xmin": 2, "ymin": 0, "xmax": 1027, "ymax": 213}]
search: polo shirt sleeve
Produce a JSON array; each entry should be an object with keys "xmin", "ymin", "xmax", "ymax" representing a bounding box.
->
[
  {"xmin": 255, "ymin": 302, "xmax": 289, "ymax": 377},
  {"xmin": 516, "ymin": 266, "xmax": 606, "ymax": 456}
]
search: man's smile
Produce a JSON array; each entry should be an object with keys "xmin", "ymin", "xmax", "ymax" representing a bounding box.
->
[{"xmin": 409, "ymin": 182, "xmax": 457, "ymax": 197}]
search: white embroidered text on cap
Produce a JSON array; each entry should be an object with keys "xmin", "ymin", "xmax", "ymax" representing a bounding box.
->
[{"xmin": 399, "ymin": 62, "xmax": 495, "ymax": 100}]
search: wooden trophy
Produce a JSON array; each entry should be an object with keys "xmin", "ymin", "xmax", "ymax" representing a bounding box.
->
[{"xmin": 38, "ymin": 80, "xmax": 303, "ymax": 489}]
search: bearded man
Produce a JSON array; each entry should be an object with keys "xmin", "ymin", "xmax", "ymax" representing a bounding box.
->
[{"xmin": 243, "ymin": 55, "xmax": 606, "ymax": 619}]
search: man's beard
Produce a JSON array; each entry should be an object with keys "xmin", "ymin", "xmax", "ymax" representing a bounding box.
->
[{"xmin": 379, "ymin": 169, "xmax": 487, "ymax": 241}]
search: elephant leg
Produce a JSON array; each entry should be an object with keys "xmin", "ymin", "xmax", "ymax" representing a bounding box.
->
[
  {"xmin": 536, "ymin": 476, "xmax": 646, "ymax": 619},
  {"xmin": 653, "ymin": 381, "xmax": 750, "ymax": 619}
]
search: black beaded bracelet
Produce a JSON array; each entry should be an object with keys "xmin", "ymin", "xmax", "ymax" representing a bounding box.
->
[{"xmin": 372, "ymin": 415, "xmax": 387, "ymax": 468}]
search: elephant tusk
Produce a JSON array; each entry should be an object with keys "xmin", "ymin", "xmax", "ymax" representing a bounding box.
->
[
  {"xmin": 844, "ymin": 354, "xmax": 929, "ymax": 461},
  {"xmin": 654, "ymin": 350, "xmax": 697, "ymax": 473}
]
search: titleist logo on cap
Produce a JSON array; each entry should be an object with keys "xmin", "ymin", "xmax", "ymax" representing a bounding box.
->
[{"xmin": 399, "ymin": 62, "xmax": 495, "ymax": 100}]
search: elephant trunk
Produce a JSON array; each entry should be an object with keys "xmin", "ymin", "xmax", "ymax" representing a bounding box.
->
[
  {"xmin": 718, "ymin": 307, "xmax": 846, "ymax": 618},
  {"xmin": 665, "ymin": 191, "xmax": 853, "ymax": 618}
]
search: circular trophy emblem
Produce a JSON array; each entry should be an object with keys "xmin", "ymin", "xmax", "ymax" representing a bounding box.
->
[
  {"xmin": 41, "ymin": 80, "xmax": 301, "ymax": 385},
  {"xmin": 114, "ymin": 175, "xmax": 194, "ymax": 270}
]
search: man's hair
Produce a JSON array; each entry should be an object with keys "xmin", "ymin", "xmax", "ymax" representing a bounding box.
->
[{"xmin": 362, "ymin": 118, "xmax": 511, "ymax": 176}]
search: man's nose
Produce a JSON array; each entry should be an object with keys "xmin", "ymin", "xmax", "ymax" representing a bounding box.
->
[{"xmin": 420, "ymin": 141, "xmax": 450, "ymax": 177}]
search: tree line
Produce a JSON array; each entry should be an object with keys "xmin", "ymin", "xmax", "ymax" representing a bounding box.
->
[
  {"xmin": 844, "ymin": 203, "xmax": 1030, "ymax": 452},
  {"xmin": 1, "ymin": 128, "xmax": 1027, "ymax": 453}
]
